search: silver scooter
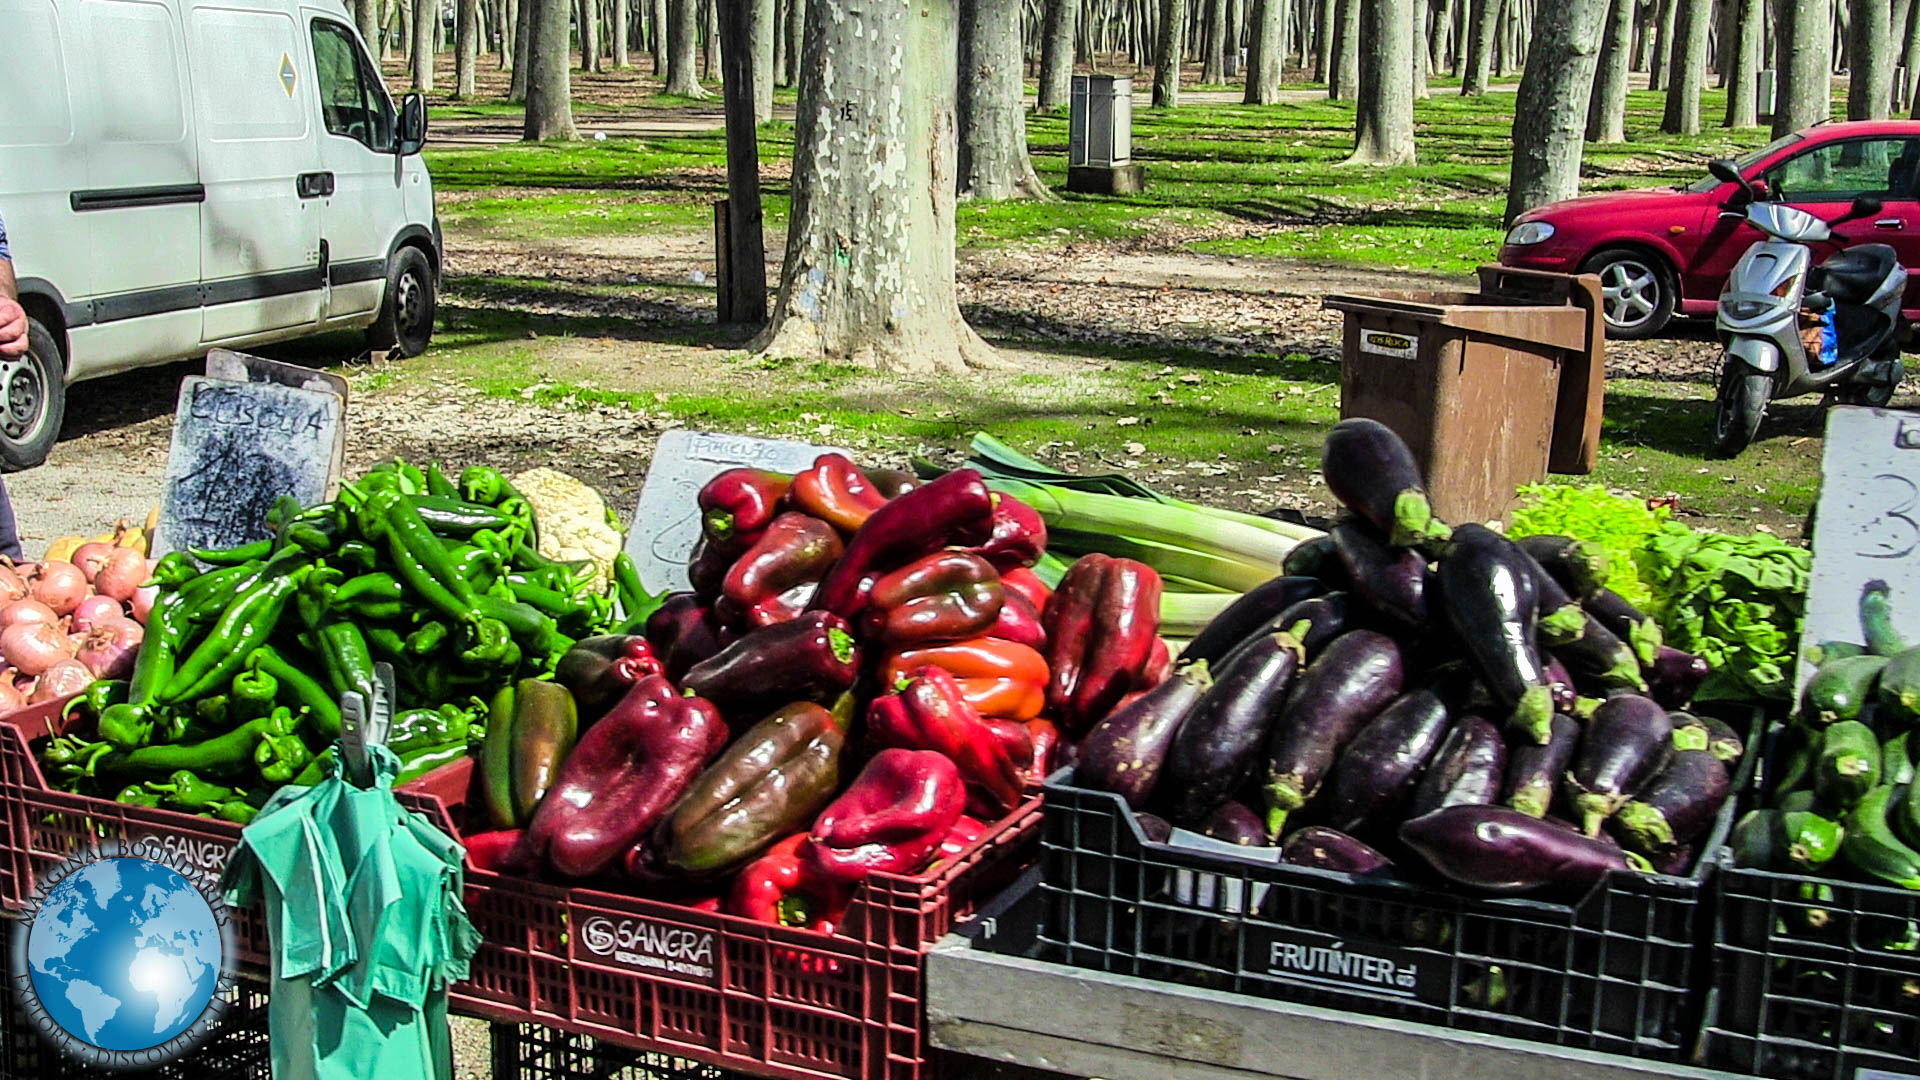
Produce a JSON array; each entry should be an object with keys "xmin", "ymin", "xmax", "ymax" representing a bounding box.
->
[{"xmin": 1708, "ymin": 159, "xmax": 1908, "ymax": 457}]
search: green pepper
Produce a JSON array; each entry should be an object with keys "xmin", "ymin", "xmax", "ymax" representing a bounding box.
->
[
  {"xmin": 144, "ymin": 769, "xmax": 238, "ymax": 811},
  {"xmin": 189, "ymin": 539, "xmax": 273, "ymax": 566},
  {"xmin": 65, "ymin": 680, "xmax": 128, "ymax": 728},
  {"xmin": 231, "ymin": 666, "xmax": 279, "ymax": 724},
  {"xmin": 149, "ymin": 551, "xmax": 202, "ymax": 591},
  {"xmin": 506, "ymin": 578, "xmax": 607, "ymax": 626},
  {"xmin": 614, "ymin": 553, "xmax": 646, "ymax": 618},
  {"xmin": 407, "ymin": 621, "xmax": 452, "ymax": 656},
  {"xmin": 396, "ymin": 741, "xmax": 471, "ymax": 785},
  {"xmin": 410, "ymin": 495, "xmax": 517, "ymax": 538},
  {"xmin": 391, "ymin": 701, "xmax": 478, "ymax": 755},
  {"xmin": 263, "ymin": 494, "xmax": 306, "ymax": 534},
  {"xmin": 479, "ymin": 684, "xmax": 518, "ymax": 828},
  {"xmin": 330, "ymin": 573, "xmax": 406, "ymax": 618},
  {"xmin": 214, "ymin": 800, "xmax": 259, "ymax": 824},
  {"xmin": 367, "ymin": 488, "xmax": 475, "ymax": 604},
  {"xmin": 329, "ymin": 540, "xmax": 381, "ymax": 575},
  {"xmin": 66, "ymin": 709, "xmax": 301, "ymax": 781},
  {"xmin": 364, "ymin": 624, "xmax": 409, "ymax": 660},
  {"xmin": 314, "ymin": 618, "xmax": 377, "ymax": 703},
  {"xmin": 254, "ymin": 713, "xmax": 313, "ymax": 783},
  {"xmin": 426, "ymin": 461, "xmax": 459, "ymax": 498},
  {"xmin": 460, "ymin": 617, "xmax": 521, "ymax": 673},
  {"xmin": 115, "ymin": 784, "xmax": 164, "ymax": 809},
  {"xmin": 157, "ymin": 568, "xmax": 309, "ymax": 705},
  {"xmin": 185, "ymin": 547, "xmax": 311, "ymax": 628},
  {"xmin": 249, "ymin": 645, "xmax": 342, "ymax": 739},
  {"xmin": 459, "ymin": 465, "xmax": 513, "ymax": 507},
  {"xmin": 475, "ymin": 592, "xmax": 571, "ymax": 658},
  {"xmin": 177, "ymin": 563, "xmax": 261, "ymax": 613},
  {"xmin": 448, "ymin": 544, "xmax": 505, "ymax": 592}
]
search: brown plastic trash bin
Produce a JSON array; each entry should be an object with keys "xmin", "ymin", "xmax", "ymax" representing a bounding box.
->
[{"xmin": 1324, "ymin": 266, "xmax": 1606, "ymax": 525}]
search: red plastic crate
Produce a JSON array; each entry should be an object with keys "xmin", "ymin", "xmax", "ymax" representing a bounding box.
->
[
  {"xmin": 0, "ymin": 701, "xmax": 275, "ymax": 971},
  {"xmin": 398, "ymin": 757, "xmax": 1042, "ymax": 1080}
]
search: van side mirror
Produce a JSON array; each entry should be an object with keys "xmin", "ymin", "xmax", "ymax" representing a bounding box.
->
[{"xmin": 397, "ymin": 93, "xmax": 427, "ymax": 155}]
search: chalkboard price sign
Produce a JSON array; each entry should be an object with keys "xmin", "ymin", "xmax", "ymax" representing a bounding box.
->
[
  {"xmin": 1798, "ymin": 407, "xmax": 1920, "ymax": 691},
  {"xmin": 153, "ymin": 377, "xmax": 344, "ymax": 556}
]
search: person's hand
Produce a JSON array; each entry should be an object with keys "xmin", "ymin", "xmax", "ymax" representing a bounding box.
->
[{"xmin": 0, "ymin": 296, "xmax": 26, "ymax": 359}]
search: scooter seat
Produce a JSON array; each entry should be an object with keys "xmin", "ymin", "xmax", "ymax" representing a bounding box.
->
[{"xmin": 1816, "ymin": 244, "xmax": 1901, "ymax": 306}]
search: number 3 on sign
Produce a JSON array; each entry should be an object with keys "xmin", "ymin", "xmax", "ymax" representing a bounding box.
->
[{"xmin": 1854, "ymin": 473, "xmax": 1919, "ymax": 560}]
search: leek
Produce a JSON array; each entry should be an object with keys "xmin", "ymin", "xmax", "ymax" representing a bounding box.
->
[
  {"xmin": 1160, "ymin": 591, "xmax": 1243, "ymax": 636},
  {"xmin": 987, "ymin": 477, "xmax": 1315, "ymax": 570}
]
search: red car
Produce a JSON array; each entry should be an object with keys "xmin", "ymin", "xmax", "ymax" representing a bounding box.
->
[{"xmin": 1500, "ymin": 120, "xmax": 1920, "ymax": 338}]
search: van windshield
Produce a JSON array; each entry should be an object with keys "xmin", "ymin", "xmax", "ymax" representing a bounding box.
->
[{"xmin": 1682, "ymin": 134, "xmax": 1803, "ymax": 192}]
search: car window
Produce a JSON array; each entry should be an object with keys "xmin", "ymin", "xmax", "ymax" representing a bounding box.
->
[
  {"xmin": 1683, "ymin": 133, "xmax": 1803, "ymax": 192},
  {"xmin": 1765, "ymin": 138, "xmax": 1918, "ymax": 202},
  {"xmin": 311, "ymin": 20, "xmax": 392, "ymax": 151}
]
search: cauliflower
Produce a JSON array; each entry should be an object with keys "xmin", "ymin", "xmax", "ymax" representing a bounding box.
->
[{"xmin": 510, "ymin": 468, "xmax": 624, "ymax": 593}]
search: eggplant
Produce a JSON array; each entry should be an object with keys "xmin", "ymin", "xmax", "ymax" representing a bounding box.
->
[
  {"xmin": 1543, "ymin": 656, "xmax": 1578, "ymax": 713},
  {"xmin": 1182, "ymin": 576, "xmax": 1324, "ymax": 666},
  {"xmin": 1324, "ymin": 687, "xmax": 1452, "ymax": 832},
  {"xmin": 1400, "ymin": 805, "xmax": 1646, "ymax": 896},
  {"xmin": 1135, "ymin": 812, "xmax": 1174, "ymax": 843},
  {"xmin": 1260, "ymin": 630, "xmax": 1405, "ymax": 835},
  {"xmin": 1409, "ymin": 715, "xmax": 1507, "ymax": 817},
  {"xmin": 1697, "ymin": 712, "xmax": 1746, "ymax": 764},
  {"xmin": 1331, "ymin": 521, "xmax": 1428, "ymax": 629},
  {"xmin": 1078, "ymin": 662, "xmax": 1214, "ymax": 808},
  {"xmin": 1320, "ymin": 418, "xmax": 1451, "ymax": 548},
  {"xmin": 1281, "ymin": 535, "xmax": 1339, "ymax": 580},
  {"xmin": 1437, "ymin": 524, "xmax": 1554, "ymax": 745},
  {"xmin": 1669, "ymin": 711, "xmax": 1709, "ymax": 752},
  {"xmin": 1563, "ymin": 693, "xmax": 1674, "ymax": 836},
  {"xmin": 1551, "ymin": 613, "xmax": 1648, "ymax": 693},
  {"xmin": 1162, "ymin": 631, "xmax": 1305, "ymax": 824},
  {"xmin": 1263, "ymin": 592, "xmax": 1354, "ymax": 658},
  {"xmin": 1514, "ymin": 535, "xmax": 1609, "ymax": 599},
  {"xmin": 1204, "ymin": 801, "xmax": 1271, "ymax": 847},
  {"xmin": 1502, "ymin": 712, "xmax": 1581, "ymax": 818},
  {"xmin": 1645, "ymin": 646, "xmax": 1711, "ymax": 709},
  {"xmin": 1521, "ymin": 550, "xmax": 1587, "ymax": 647},
  {"xmin": 1583, "ymin": 587, "xmax": 1664, "ymax": 668},
  {"xmin": 1610, "ymin": 748, "xmax": 1730, "ymax": 858},
  {"xmin": 1280, "ymin": 826, "xmax": 1393, "ymax": 874}
]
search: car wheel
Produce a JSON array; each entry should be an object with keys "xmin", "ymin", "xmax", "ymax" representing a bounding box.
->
[
  {"xmin": 1582, "ymin": 247, "xmax": 1675, "ymax": 340},
  {"xmin": 0, "ymin": 318, "xmax": 66, "ymax": 472},
  {"xmin": 1712, "ymin": 359, "xmax": 1770, "ymax": 458},
  {"xmin": 366, "ymin": 246, "xmax": 436, "ymax": 358}
]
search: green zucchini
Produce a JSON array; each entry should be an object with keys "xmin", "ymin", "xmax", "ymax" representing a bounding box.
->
[
  {"xmin": 1886, "ymin": 731, "xmax": 1915, "ymax": 788},
  {"xmin": 1814, "ymin": 720, "xmax": 1883, "ymax": 810},
  {"xmin": 1780, "ymin": 810, "xmax": 1845, "ymax": 868},
  {"xmin": 1861, "ymin": 580, "xmax": 1908, "ymax": 658},
  {"xmin": 1840, "ymin": 784, "xmax": 1920, "ymax": 890},
  {"xmin": 1898, "ymin": 779, "xmax": 1920, "ymax": 851},
  {"xmin": 1767, "ymin": 725, "xmax": 1818, "ymax": 804},
  {"xmin": 1810, "ymin": 641, "xmax": 1868, "ymax": 665},
  {"xmin": 1802, "ymin": 655, "xmax": 1890, "ymax": 726},
  {"xmin": 1878, "ymin": 645, "xmax": 1920, "ymax": 724},
  {"xmin": 1779, "ymin": 788, "xmax": 1819, "ymax": 813},
  {"xmin": 1730, "ymin": 809, "xmax": 1786, "ymax": 870}
]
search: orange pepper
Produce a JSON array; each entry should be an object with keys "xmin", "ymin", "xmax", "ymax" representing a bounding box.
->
[{"xmin": 880, "ymin": 636, "xmax": 1048, "ymax": 720}]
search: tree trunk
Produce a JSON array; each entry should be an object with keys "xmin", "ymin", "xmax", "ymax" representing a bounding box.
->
[
  {"xmin": 1038, "ymin": 0, "xmax": 1080, "ymax": 109},
  {"xmin": 457, "ymin": 0, "xmax": 480, "ymax": 94},
  {"xmin": 756, "ymin": 0, "xmax": 994, "ymax": 371},
  {"xmin": 1647, "ymin": 0, "xmax": 1675, "ymax": 87},
  {"xmin": 614, "ymin": 0, "xmax": 631, "ymax": 65},
  {"xmin": 1660, "ymin": 0, "xmax": 1708, "ymax": 131},
  {"xmin": 651, "ymin": 0, "xmax": 669, "ymax": 73},
  {"xmin": 960, "ymin": 0, "xmax": 1054, "ymax": 196},
  {"xmin": 704, "ymin": 0, "xmax": 720, "ymax": 78},
  {"xmin": 749, "ymin": 0, "xmax": 776, "ymax": 120},
  {"xmin": 413, "ymin": 0, "xmax": 436, "ymax": 88},
  {"xmin": 357, "ymin": 0, "xmax": 382, "ymax": 51},
  {"xmin": 500, "ymin": 0, "xmax": 517, "ymax": 68},
  {"xmin": 1462, "ymin": 0, "xmax": 1498, "ymax": 90},
  {"xmin": 1506, "ymin": 0, "xmax": 1605, "ymax": 224},
  {"xmin": 1847, "ymin": 0, "xmax": 1892, "ymax": 118},
  {"xmin": 1330, "ymin": 0, "xmax": 1360, "ymax": 96},
  {"xmin": 1244, "ymin": 0, "xmax": 1286, "ymax": 97},
  {"xmin": 1772, "ymin": 0, "xmax": 1829, "ymax": 134},
  {"xmin": 1904, "ymin": 0, "xmax": 1920, "ymax": 115},
  {"xmin": 525, "ymin": 0, "xmax": 576, "ymax": 137},
  {"xmin": 718, "ymin": 0, "xmax": 767, "ymax": 323},
  {"xmin": 1587, "ymin": 0, "xmax": 1632, "ymax": 137},
  {"xmin": 1347, "ymin": 0, "xmax": 1415, "ymax": 162},
  {"xmin": 785, "ymin": 0, "xmax": 806, "ymax": 83},
  {"xmin": 583, "ymin": 0, "xmax": 602, "ymax": 70},
  {"xmin": 1203, "ymin": 0, "xmax": 1228, "ymax": 80},
  {"xmin": 1412, "ymin": 8, "xmax": 1429, "ymax": 96},
  {"xmin": 665, "ymin": 0, "xmax": 708, "ymax": 93},
  {"xmin": 773, "ymin": 0, "xmax": 789, "ymax": 82},
  {"xmin": 1153, "ymin": 0, "xmax": 1187, "ymax": 102},
  {"xmin": 510, "ymin": 0, "xmax": 534, "ymax": 95},
  {"xmin": 1723, "ymin": 0, "xmax": 1760, "ymax": 123},
  {"xmin": 1316, "ymin": 0, "xmax": 1336, "ymax": 77}
]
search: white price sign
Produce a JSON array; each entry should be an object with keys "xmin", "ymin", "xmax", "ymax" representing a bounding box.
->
[{"xmin": 1797, "ymin": 407, "xmax": 1920, "ymax": 691}]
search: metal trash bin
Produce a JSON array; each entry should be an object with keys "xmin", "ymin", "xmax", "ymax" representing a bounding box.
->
[{"xmin": 1324, "ymin": 266, "xmax": 1606, "ymax": 525}]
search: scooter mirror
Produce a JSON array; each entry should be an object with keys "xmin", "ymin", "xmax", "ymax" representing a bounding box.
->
[{"xmin": 1707, "ymin": 159, "xmax": 1744, "ymax": 187}]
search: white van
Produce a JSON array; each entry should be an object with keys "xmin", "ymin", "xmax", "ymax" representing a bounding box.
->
[{"xmin": 0, "ymin": 0, "xmax": 439, "ymax": 469}]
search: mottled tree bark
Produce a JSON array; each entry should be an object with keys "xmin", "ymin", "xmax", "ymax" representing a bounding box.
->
[
  {"xmin": 1245, "ymin": 0, "xmax": 1286, "ymax": 99},
  {"xmin": 666, "ymin": 0, "xmax": 708, "ymax": 94},
  {"xmin": 1587, "ymin": 0, "xmax": 1632, "ymax": 138},
  {"xmin": 583, "ymin": 0, "xmax": 603, "ymax": 71},
  {"xmin": 704, "ymin": 0, "xmax": 720, "ymax": 78},
  {"xmin": 358, "ymin": 0, "xmax": 383, "ymax": 52},
  {"xmin": 1647, "ymin": 0, "xmax": 1675, "ymax": 88},
  {"xmin": 1346, "ymin": 0, "xmax": 1415, "ymax": 163},
  {"xmin": 1038, "ymin": 0, "xmax": 1080, "ymax": 110},
  {"xmin": 510, "ymin": 0, "xmax": 533, "ymax": 96},
  {"xmin": 524, "ymin": 0, "xmax": 577, "ymax": 137},
  {"xmin": 1847, "ymin": 0, "xmax": 1892, "ymax": 118},
  {"xmin": 1316, "ymin": 0, "xmax": 1335, "ymax": 77},
  {"xmin": 1660, "ymin": 0, "xmax": 1709, "ymax": 132},
  {"xmin": 500, "ymin": 0, "xmax": 517, "ymax": 69},
  {"xmin": 750, "ymin": 0, "xmax": 776, "ymax": 120},
  {"xmin": 413, "ymin": 0, "xmax": 436, "ymax": 89},
  {"xmin": 457, "ymin": 0, "xmax": 480, "ymax": 94},
  {"xmin": 1153, "ymin": 0, "xmax": 1187, "ymax": 102},
  {"xmin": 1203, "ymin": 0, "xmax": 1228, "ymax": 81},
  {"xmin": 1507, "ymin": 0, "xmax": 1606, "ymax": 223},
  {"xmin": 1462, "ymin": 0, "xmax": 1498, "ymax": 91},
  {"xmin": 1723, "ymin": 0, "xmax": 1761, "ymax": 124},
  {"xmin": 1330, "ymin": 0, "xmax": 1360, "ymax": 97},
  {"xmin": 718, "ymin": 0, "xmax": 767, "ymax": 322},
  {"xmin": 960, "ymin": 0, "xmax": 1053, "ymax": 197},
  {"xmin": 785, "ymin": 0, "xmax": 805, "ymax": 84},
  {"xmin": 756, "ymin": 0, "xmax": 995, "ymax": 371},
  {"xmin": 651, "ymin": 0, "xmax": 668, "ymax": 74},
  {"xmin": 614, "ymin": 0, "xmax": 631, "ymax": 65},
  {"xmin": 1772, "ymin": 0, "xmax": 1829, "ymax": 135}
]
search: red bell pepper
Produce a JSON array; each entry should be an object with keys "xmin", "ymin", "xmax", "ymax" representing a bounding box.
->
[
  {"xmin": 990, "ymin": 589, "xmax": 1047, "ymax": 651},
  {"xmin": 1000, "ymin": 568, "xmax": 1052, "ymax": 613},
  {"xmin": 1025, "ymin": 717, "xmax": 1063, "ymax": 782},
  {"xmin": 699, "ymin": 469, "xmax": 792, "ymax": 549},
  {"xmin": 644, "ymin": 592, "xmax": 734, "ymax": 681},
  {"xmin": 688, "ymin": 539, "xmax": 733, "ymax": 599},
  {"xmin": 866, "ymin": 667, "xmax": 1025, "ymax": 816},
  {"xmin": 1143, "ymin": 637, "xmax": 1172, "ymax": 687},
  {"xmin": 718, "ymin": 512, "xmax": 845, "ymax": 628},
  {"xmin": 515, "ymin": 675, "xmax": 730, "ymax": 878},
  {"xmin": 933, "ymin": 816, "xmax": 989, "ymax": 867},
  {"xmin": 681, "ymin": 611, "xmax": 862, "ymax": 720},
  {"xmin": 861, "ymin": 551, "xmax": 1005, "ymax": 648},
  {"xmin": 810, "ymin": 470, "xmax": 995, "ymax": 616},
  {"xmin": 879, "ymin": 637, "xmax": 1048, "ymax": 721},
  {"xmin": 982, "ymin": 717, "xmax": 1036, "ymax": 775},
  {"xmin": 728, "ymin": 833, "xmax": 854, "ymax": 932},
  {"xmin": 808, "ymin": 749, "xmax": 968, "ymax": 881},
  {"xmin": 463, "ymin": 829, "xmax": 525, "ymax": 872},
  {"xmin": 787, "ymin": 454, "xmax": 889, "ymax": 535},
  {"xmin": 965, "ymin": 495, "xmax": 1047, "ymax": 570},
  {"xmin": 1043, "ymin": 554, "xmax": 1164, "ymax": 734}
]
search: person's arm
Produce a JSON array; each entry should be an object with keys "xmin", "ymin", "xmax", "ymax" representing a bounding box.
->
[{"xmin": 0, "ymin": 217, "xmax": 26, "ymax": 358}]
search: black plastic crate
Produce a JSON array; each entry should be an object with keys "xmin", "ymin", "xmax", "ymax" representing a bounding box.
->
[
  {"xmin": 1700, "ymin": 714, "xmax": 1920, "ymax": 1080},
  {"xmin": 1036, "ymin": 703, "xmax": 1761, "ymax": 1064},
  {"xmin": 1, "ymin": 974, "xmax": 270, "ymax": 1080},
  {"xmin": 488, "ymin": 1020, "xmax": 753, "ymax": 1080}
]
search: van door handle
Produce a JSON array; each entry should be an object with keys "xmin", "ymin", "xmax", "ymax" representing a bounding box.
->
[
  {"xmin": 297, "ymin": 172, "xmax": 335, "ymax": 199},
  {"xmin": 1876, "ymin": 218, "xmax": 1906, "ymax": 229}
]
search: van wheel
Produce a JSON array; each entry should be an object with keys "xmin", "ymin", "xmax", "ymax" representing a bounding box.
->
[
  {"xmin": 366, "ymin": 247, "xmax": 436, "ymax": 358},
  {"xmin": 0, "ymin": 319, "xmax": 65, "ymax": 472},
  {"xmin": 1581, "ymin": 248, "xmax": 1675, "ymax": 340}
]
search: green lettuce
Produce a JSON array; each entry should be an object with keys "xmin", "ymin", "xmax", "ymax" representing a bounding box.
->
[
  {"xmin": 1509, "ymin": 485, "xmax": 1669, "ymax": 609},
  {"xmin": 1642, "ymin": 529, "xmax": 1809, "ymax": 702}
]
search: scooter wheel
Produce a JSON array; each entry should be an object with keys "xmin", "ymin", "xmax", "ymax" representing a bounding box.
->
[{"xmin": 1712, "ymin": 362, "xmax": 1770, "ymax": 458}]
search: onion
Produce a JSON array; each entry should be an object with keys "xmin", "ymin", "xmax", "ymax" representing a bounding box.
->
[
  {"xmin": 70, "ymin": 542, "xmax": 115, "ymax": 583},
  {"xmin": 92, "ymin": 547, "xmax": 148, "ymax": 602},
  {"xmin": 0, "ymin": 679, "xmax": 26, "ymax": 712},
  {"xmin": 70, "ymin": 595, "xmax": 123, "ymax": 633},
  {"xmin": 0, "ymin": 599, "xmax": 58, "ymax": 628},
  {"xmin": 29, "ymin": 561, "xmax": 89, "ymax": 616},
  {"xmin": 31, "ymin": 659, "xmax": 93, "ymax": 704},
  {"xmin": 1, "ymin": 620, "xmax": 76, "ymax": 676},
  {"xmin": 76, "ymin": 618, "xmax": 142, "ymax": 680},
  {"xmin": 0, "ymin": 563, "xmax": 26, "ymax": 605},
  {"xmin": 130, "ymin": 584, "xmax": 156, "ymax": 625}
]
